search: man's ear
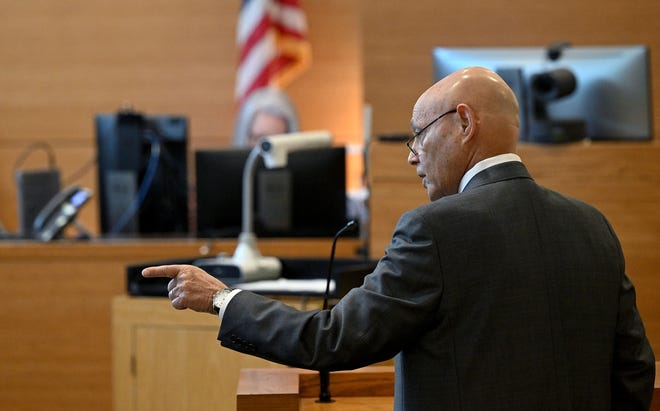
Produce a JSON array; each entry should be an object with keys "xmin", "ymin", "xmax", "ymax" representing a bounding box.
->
[{"xmin": 456, "ymin": 103, "xmax": 477, "ymax": 144}]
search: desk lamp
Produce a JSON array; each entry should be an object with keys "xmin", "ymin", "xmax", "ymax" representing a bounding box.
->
[{"xmin": 219, "ymin": 131, "xmax": 333, "ymax": 282}]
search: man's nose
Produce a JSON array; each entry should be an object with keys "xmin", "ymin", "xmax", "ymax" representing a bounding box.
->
[{"xmin": 408, "ymin": 150, "xmax": 419, "ymax": 165}]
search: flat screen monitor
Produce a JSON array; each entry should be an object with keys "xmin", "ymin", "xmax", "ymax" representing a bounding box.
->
[
  {"xmin": 432, "ymin": 45, "xmax": 652, "ymax": 142},
  {"xmin": 195, "ymin": 146, "xmax": 349, "ymax": 238},
  {"xmin": 96, "ymin": 111, "xmax": 189, "ymax": 236}
]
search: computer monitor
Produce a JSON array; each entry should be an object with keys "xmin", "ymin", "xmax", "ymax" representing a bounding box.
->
[
  {"xmin": 195, "ymin": 146, "xmax": 349, "ymax": 238},
  {"xmin": 96, "ymin": 110, "xmax": 189, "ymax": 236},
  {"xmin": 432, "ymin": 45, "xmax": 652, "ymax": 142}
]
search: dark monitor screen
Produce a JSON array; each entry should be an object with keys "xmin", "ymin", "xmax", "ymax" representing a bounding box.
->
[
  {"xmin": 195, "ymin": 146, "xmax": 348, "ymax": 238},
  {"xmin": 432, "ymin": 45, "xmax": 652, "ymax": 142},
  {"xmin": 96, "ymin": 111, "xmax": 189, "ymax": 236}
]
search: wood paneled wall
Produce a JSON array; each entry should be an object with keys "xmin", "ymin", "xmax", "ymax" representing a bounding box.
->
[
  {"xmin": 2, "ymin": 0, "xmax": 659, "ymax": 233},
  {"xmin": 0, "ymin": 0, "xmax": 363, "ymax": 234},
  {"xmin": 360, "ymin": 0, "xmax": 660, "ymax": 139}
]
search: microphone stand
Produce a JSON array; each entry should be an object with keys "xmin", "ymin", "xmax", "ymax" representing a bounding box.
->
[{"xmin": 317, "ymin": 220, "xmax": 357, "ymax": 403}]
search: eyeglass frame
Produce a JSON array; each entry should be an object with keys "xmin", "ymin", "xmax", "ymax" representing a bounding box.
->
[{"xmin": 406, "ymin": 108, "xmax": 458, "ymax": 156}]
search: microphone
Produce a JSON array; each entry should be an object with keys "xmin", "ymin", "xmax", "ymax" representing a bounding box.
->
[{"xmin": 318, "ymin": 220, "xmax": 358, "ymax": 403}]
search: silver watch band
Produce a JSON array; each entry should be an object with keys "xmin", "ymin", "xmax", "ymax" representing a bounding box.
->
[{"xmin": 212, "ymin": 288, "xmax": 235, "ymax": 314}]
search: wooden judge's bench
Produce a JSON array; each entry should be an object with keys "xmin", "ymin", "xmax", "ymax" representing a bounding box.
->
[{"xmin": 0, "ymin": 238, "xmax": 363, "ymax": 411}]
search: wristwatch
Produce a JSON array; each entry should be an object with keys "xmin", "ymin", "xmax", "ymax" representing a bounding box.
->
[{"xmin": 212, "ymin": 288, "xmax": 235, "ymax": 314}]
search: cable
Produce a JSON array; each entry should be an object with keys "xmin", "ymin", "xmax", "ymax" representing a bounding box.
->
[
  {"xmin": 62, "ymin": 156, "xmax": 97, "ymax": 186},
  {"xmin": 13, "ymin": 140, "xmax": 95, "ymax": 189},
  {"xmin": 13, "ymin": 141, "xmax": 57, "ymax": 172},
  {"xmin": 108, "ymin": 129, "xmax": 161, "ymax": 235}
]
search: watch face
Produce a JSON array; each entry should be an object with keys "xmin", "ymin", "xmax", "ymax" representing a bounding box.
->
[{"xmin": 213, "ymin": 289, "xmax": 233, "ymax": 313}]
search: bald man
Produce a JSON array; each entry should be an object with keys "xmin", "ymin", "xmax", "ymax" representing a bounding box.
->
[{"xmin": 143, "ymin": 67, "xmax": 655, "ymax": 410}]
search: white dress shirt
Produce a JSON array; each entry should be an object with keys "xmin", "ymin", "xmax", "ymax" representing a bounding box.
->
[{"xmin": 458, "ymin": 153, "xmax": 522, "ymax": 193}]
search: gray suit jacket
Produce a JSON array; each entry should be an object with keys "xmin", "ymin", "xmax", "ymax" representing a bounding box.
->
[{"xmin": 219, "ymin": 161, "xmax": 655, "ymax": 410}]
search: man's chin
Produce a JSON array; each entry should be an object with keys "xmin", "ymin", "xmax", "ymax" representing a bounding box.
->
[{"xmin": 426, "ymin": 186, "xmax": 436, "ymax": 201}]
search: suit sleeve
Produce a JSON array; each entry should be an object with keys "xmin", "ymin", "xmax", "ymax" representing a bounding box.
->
[
  {"xmin": 606, "ymin": 217, "xmax": 656, "ymax": 410},
  {"xmin": 611, "ymin": 272, "xmax": 655, "ymax": 410},
  {"xmin": 217, "ymin": 208, "xmax": 445, "ymax": 371}
]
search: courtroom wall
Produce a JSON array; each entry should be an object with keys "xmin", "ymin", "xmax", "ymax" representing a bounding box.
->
[
  {"xmin": 1, "ymin": 0, "xmax": 659, "ymax": 234},
  {"xmin": 0, "ymin": 0, "xmax": 362, "ymax": 234},
  {"xmin": 360, "ymin": 0, "xmax": 660, "ymax": 139}
]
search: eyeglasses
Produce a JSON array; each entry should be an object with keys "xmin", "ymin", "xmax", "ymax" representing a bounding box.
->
[{"xmin": 406, "ymin": 109, "xmax": 457, "ymax": 156}]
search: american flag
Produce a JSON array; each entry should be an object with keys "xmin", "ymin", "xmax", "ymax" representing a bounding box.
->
[{"xmin": 235, "ymin": 0, "xmax": 311, "ymax": 106}]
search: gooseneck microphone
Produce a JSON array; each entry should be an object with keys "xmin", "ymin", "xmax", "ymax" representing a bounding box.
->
[
  {"xmin": 318, "ymin": 220, "xmax": 358, "ymax": 403},
  {"xmin": 323, "ymin": 220, "xmax": 357, "ymax": 310}
]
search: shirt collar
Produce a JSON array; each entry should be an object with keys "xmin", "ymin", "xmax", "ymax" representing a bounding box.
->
[{"xmin": 458, "ymin": 153, "xmax": 522, "ymax": 193}]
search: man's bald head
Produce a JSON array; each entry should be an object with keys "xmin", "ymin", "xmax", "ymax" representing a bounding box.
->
[
  {"xmin": 417, "ymin": 67, "xmax": 520, "ymax": 152},
  {"xmin": 408, "ymin": 67, "xmax": 521, "ymax": 200}
]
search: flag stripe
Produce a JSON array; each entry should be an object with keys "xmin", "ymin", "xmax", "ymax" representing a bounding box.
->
[
  {"xmin": 236, "ymin": 0, "xmax": 310, "ymax": 105},
  {"xmin": 237, "ymin": 0, "xmax": 268, "ymax": 45},
  {"xmin": 240, "ymin": 55, "xmax": 297, "ymax": 106},
  {"xmin": 236, "ymin": 32, "xmax": 277, "ymax": 99},
  {"xmin": 239, "ymin": 18, "xmax": 307, "ymax": 66},
  {"xmin": 238, "ymin": 14, "xmax": 271, "ymax": 63}
]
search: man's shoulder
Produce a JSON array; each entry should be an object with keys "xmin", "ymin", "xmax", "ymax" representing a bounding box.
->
[
  {"xmin": 405, "ymin": 189, "xmax": 488, "ymax": 217},
  {"xmin": 398, "ymin": 194, "xmax": 478, "ymax": 231}
]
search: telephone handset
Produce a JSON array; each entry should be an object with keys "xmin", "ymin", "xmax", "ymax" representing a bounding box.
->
[{"xmin": 32, "ymin": 185, "xmax": 92, "ymax": 241}]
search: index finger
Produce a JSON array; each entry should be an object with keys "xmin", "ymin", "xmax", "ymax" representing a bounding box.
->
[{"xmin": 142, "ymin": 264, "xmax": 188, "ymax": 279}]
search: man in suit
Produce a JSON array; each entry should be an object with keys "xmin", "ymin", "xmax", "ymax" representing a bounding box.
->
[{"xmin": 143, "ymin": 67, "xmax": 655, "ymax": 410}]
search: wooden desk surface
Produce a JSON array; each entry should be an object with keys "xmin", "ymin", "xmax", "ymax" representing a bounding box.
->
[
  {"xmin": 298, "ymin": 397, "xmax": 392, "ymax": 410},
  {"xmin": 0, "ymin": 237, "xmax": 363, "ymax": 411},
  {"xmin": 237, "ymin": 367, "xmax": 395, "ymax": 411}
]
